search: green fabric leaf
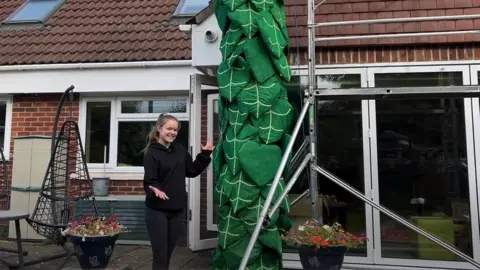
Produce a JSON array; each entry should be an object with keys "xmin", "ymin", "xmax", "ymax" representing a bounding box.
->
[
  {"xmin": 218, "ymin": 96, "xmax": 229, "ymax": 135},
  {"xmin": 218, "ymin": 205, "xmax": 248, "ymax": 249},
  {"xmin": 238, "ymin": 196, "xmax": 279, "ymax": 233},
  {"xmin": 251, "ymin": 0, "xmax": 275, "ymax": 11},
  {"xmin": 246, "ymin": 250, "xmax": 281, "ymax": 270},
  {"xmin": 228, "ymin": 2, "xmax": 259, "ymax": 38},
  {"xmin": 270, "ymin": 3, "xmax": 289, "ymax": 52},
  {"xmin": 238, "ymin": 141, "xmax": 283, "ymax": 187},
  {"xmin": 271, "ymin": 53, "xmax": 292, "ymax": 81},
  {"xmin": 223, "ymin": 0, "xmax": 248, "ymax": 11},
  {"xmin": 237, "ymin": 76, "xmax": 283, "ymax": 119},
  {"xmin": 251, "ymin": 97, "xmax": 294, "ymax": 144},
  {"xmin": 276, "ymin": 215, "xmax": 292, "ymax": 233},
  {"xmin": 218, "ymin": 57, "xmax": 252, "ymax": 103},
  {"xmin": 220, "ymin": 23, "xmax": 244, "ymax": 62},
  {"xmin": 213, "ymin": 138, "xmax": 225, "ymax": 181},
  {"xmin": 228, "ymin": 102, "xmax": 248, "ymax": 135},
  {"xmin": 215, "ymin": 165, "xmax": 231, "ymax": 205},
  {"xmin": 223, "ymin": 236, "xmax": 263, "ymax": 269},
  {"xmin": 257, "ymin": 10, "xmax": 287, "ymax": 58},
  {"xmin": 262, "ymin": 178, "xmax": 291, "ymax": 213},
  {"xmin": 224, "ymin": 124, "xmax": 258, "ymax": 175},
  {"xmin": 212, "ymin": 246, "xmax": 231, "ymax": 270},
  {"xmin": 244, "ymin": 38, "xmax": 276, "ymax": 83},
  {"xmin": 215, "ymin": 0, "xmax": 231, "ymax": 33},
  {"xmin": 258, "ymin": 227, "xmax": 282, "ymax": 254},
  {"xmin": 223, "ymin": 171, "xmax": 261, "ymax": 213},
  {"xmin": 226, "ymin": 40, "xmax": 246, "ymax": 68}
]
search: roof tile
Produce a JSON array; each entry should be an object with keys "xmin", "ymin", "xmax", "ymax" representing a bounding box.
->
[{"xmin": 0, "ymin": 0, "xmax": 190, "ymax": 65}]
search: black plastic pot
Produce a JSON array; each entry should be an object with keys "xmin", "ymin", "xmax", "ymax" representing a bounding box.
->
[
  {"xmin": 69, "ymin": 234, "xmax": 119, "ymax": 269},
  {"xmin": 298, "ymin": 245, "xmax": 346, "ymax": 270}
]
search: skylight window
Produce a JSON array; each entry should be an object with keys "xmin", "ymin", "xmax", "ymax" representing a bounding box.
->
[
  {"xmin": 174, "ymin": 0, "xmax": 210, "ymax": 16},
  {"xmin": 4, "ymin": 0, "xmax": 64, "ymax": 24}
]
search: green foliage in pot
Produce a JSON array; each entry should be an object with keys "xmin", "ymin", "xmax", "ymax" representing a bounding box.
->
[
  {"xmin": 61, "ymin": 215, "xmax": 128, "ymax": 240},
  {"xmin": 282, "ymin": 219, "xmax": 368, "ymax": 250}
]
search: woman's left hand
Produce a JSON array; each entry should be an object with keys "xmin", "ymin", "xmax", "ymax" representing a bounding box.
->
[{"xmin": 201, "ymin": 139, "xmax": 215, "ymax": 151}]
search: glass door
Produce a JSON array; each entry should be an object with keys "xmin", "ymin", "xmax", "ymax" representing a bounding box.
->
[
  {"xmin": 188, "ymin": 74, "xmax": 218, "ymax": 251},
  {"xmin": 370, "ymin": 70, "xmax": 477, "ymax": 269},
  {"xmin": 282, "ymin": 72, "xmax": 374, "ymax": 265}
]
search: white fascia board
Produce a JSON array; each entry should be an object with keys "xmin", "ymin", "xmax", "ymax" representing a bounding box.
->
[{"xmin": 0, "ymin": 60, "xmax": 196, "ymax": 94}]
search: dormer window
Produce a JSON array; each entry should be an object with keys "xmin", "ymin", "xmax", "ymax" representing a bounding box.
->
[
  {"xmin": 173, "ymin": 0, "xmax": 210, "ymax": 17},
  {"xmin": 3, "ymin": 0, "xmax": 64, "ymax": 24}
]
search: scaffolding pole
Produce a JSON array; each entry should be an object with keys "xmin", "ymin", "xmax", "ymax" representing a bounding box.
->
[{"xmin": 239, "ymin": 1, "xmax": 480, "ymax": 269}]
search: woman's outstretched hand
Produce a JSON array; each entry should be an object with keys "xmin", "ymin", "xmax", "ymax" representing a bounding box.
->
[
  {"xmin": 149, "ymin": 186, "xmax": 169, "ymax": 200},
  {"xmin": 201, "ymin": 139, "xmax": 215, "ymax": 151}
]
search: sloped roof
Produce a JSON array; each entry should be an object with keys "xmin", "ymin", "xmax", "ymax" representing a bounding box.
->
[{"xmin": 0, "ymin": 0, "xmax": 190, "ymax": 66}]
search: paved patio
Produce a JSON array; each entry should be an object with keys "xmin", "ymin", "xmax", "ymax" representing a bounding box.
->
[{"xmin": 0, "ymin": 241, "xmax": 213, "ymax": 269}]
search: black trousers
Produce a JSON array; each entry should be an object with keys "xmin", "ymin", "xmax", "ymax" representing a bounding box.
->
[{"xmin": 145, "ymin": 207, "xmax": 183, "ymax": 270}]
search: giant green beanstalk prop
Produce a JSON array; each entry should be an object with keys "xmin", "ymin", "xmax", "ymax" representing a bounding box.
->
[{"xmin": 212, "ymin": 0, "xmax": 295, "ymax": 268}]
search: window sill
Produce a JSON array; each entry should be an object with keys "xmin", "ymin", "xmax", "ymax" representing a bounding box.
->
[
  {"xmin": 89, "ymin": 171, "xmax": 143, "ymax": 180},
  {"xmin": 93, "ymin": 195, "xmax": 145, "ymax": 201}
]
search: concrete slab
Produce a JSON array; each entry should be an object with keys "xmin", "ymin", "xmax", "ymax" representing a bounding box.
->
[{"xmin": 0, "ymin": 241, "xmax": 212, "ymax": 270}]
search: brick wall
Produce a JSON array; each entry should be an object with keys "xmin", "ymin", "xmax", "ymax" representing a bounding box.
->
[
  {"xmin": 3, "ymin": 94, "xmax": 81, "ymax": 210},
  {"xmin": 288, "ymin": 43, "xmax": 480, "ymax": 65},
  {"xmin": 5, "ymin": 94, "xmax": 143, "ymax": 210},
  {"xmin": 285, "ymin": 0, "xmax": 480, "ymax": 47}
]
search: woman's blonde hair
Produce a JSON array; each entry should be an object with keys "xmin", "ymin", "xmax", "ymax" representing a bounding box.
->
[{"xmin": 142, "ymin": 113, "xmax": 181, "ymax": 154}]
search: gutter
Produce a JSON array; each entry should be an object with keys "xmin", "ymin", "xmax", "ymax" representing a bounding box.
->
[{"xmin": 0, "ymin": 60, "xmax": 193, "ymax": 72}]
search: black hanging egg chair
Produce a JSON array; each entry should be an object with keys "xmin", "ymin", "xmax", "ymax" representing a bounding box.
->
[{"xmin": 23, "ymin": 85, "xmax": 99, "ymax": 268}]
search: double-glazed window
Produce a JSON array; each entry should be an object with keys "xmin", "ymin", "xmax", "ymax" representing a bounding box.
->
[{"xmin": 81, "ymin": 97, "xmax": 189, "ymax": 171}]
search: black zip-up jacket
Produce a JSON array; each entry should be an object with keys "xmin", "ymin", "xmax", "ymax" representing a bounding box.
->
[{"xmin": 143, "ymin": 141, "xmax": 212, "ymax": 211}]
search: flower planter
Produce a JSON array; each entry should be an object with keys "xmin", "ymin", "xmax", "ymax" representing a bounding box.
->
[
  {"xmin": 69, "ymin": 234, "xmax": 119, "ymax": 269},
  {"xmin": 298, "ymin": 245, "xmax": 346, "ymax": 270}
]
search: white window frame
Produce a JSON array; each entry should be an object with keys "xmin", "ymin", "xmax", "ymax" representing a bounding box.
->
[
  {"xmin": 79, "ymin": 95, "xmax": 190, "ymax": 177},
  {"xmin": 206, "ymin": 93, "xmax": 219, "ymax": 231},
  {"xmin": 0, "ymin": 96, "xmax": 13, "ymax": 161},
  {"xmin": 172, "ymin": 0, "xmax": 209, "ymax": 17}
]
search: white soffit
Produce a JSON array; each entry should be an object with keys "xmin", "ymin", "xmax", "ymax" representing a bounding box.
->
[{"xmin": 0, "ymin": 61, "xmax": 199, "ymax": 94}]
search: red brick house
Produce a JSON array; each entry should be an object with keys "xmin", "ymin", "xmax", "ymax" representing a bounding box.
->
[
  {"xmin": 2, "ymin": 0, "xmax": 480, "ymax": 269},
  {"xmin": 0, "ymin": 0, "xmax": 209, "ymax": 245},
  {"xmin": 184, "ymin": 0, "xmax": 480, "ymax": 269}
]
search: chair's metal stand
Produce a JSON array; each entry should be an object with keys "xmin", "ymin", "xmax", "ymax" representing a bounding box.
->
[{"xmin": 238, "ymin": 1, "xmax": 480, "ymax": 269}]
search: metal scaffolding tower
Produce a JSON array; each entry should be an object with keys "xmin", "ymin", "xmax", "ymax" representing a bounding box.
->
[{"xmin": 239, "ymin": 1, "xmax": 480, "ymax": 269}]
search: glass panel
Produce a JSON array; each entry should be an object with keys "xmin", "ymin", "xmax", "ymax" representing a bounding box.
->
[
  {"xmin": 318, "ymin": 74, "xmax": 363, "ymax": 89},
  {"xmin": 176, "ymin": 0, "xmax": 210, "ymax": 15},
  {"xmin": 375, "ymin": 72, "xmax": 472, "ymax": 260},
  {"xmin": 121, "ymin": 100, "xmax": 187, "ymax": 114},
  {"xmin": 284, "ymin": 74, "xmax": 368, "ymax": 257},
  {"xmin": 117, "ymin": 121, "xmax": 189, "ymax": 167},
  {"xmin": 85, "ymin": 102, "xmax": 111, "ymax": 164},
  {"xmin": 8, "ymin": 0, "xmax": 61, "ymax": 22},
  {"xmin": 375, "ymin": 72, "xmax": 463, "ymax": 88}
]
